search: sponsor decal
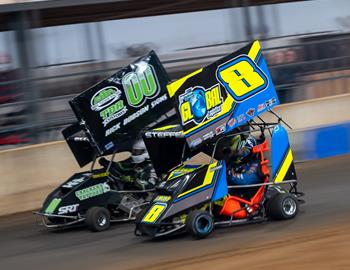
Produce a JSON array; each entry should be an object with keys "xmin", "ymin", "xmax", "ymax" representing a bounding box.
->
[
  {"xmin": 90, "ymin": 86, "xmax": 127, "ymax": 127},
  {"xmin": 150, "ymin": 93, "xmax": 168, "ymax": 109},
  {"xmin": 62, "ymin": 177, "xmax": 85, "ymax": 188},
  {"xmin": 75, "ymin": 183, "xmax": 110, "ymax": 201},
  {"xmin": 100, "ymin": 102, "xmax": 128, "ymax": 127},
  {"xmin": 123, "ymin": 105, "xmax": 149, "ymax": 126},
  {"xmin": 92, "ymin": 172, "xmax": 109, "ymax": 179},
  {"xmin": 104, "ymin": 141, "xmax": 114, "ymax": 150},
  {"xmin": 215, "ymin": 124, "xmax": 226, "ymax": 135},
  {"xmin": 246, "ymin": 108, "xmax": 255, "ymax": 117},
  {"xmin": 228, "ymin": 117, "xmax": 236, "ymax": 127},
  {"xmin": 154, "ymin": 195, "xmax": 171, "ymax": 202},
  {"xmin": 258, "ymin": 103, "xmax": 265, "ymax": 112},
  {"xmin": 179, "ymin": 84, "xmax": 223, "ymax": 125},
  {"xmin": 91, "ymin": 86, "xmax": 122, "ymax": 112},
  {"xmin": 237, "ymin": 114, "xmax": 246, "ymax": 123},
  {"xmin": 105, "ymin": 122, "xmax": 121, "ymax": 137},
  {"xmin": 266, "ymin": 97, "xmax": 277, "ymax": 107},
  {"xmin": 190, "ymin": 138, "xmax": 203, "ymax": 148},
  {"xmin": 58, "ymin": 204, "xmax": 79, "ymax": 215},
  {"xmin": 202, "ymin": 131, "xmax": 215, "ymax": 141},
  {"xmin": 144, "ymin": 131, "xmax": 183, "ymax": 139}
]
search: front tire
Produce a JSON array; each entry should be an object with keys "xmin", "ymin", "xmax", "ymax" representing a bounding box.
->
[
  {"xmin": 186, "ymin": 210, "xmax": 214, "ymax": 239},
  {"xmin": 85, "ymin": 207, "xmax": 111, "ymax": 232},
  {"xmin": 267, "ymin": 193, "xmax": 299, "ymax": 220}
]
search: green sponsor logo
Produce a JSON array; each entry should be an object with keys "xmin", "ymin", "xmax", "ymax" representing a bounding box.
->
[
  {"xmin": 75, "ymin": 183, "xmax": 110, "ymax": 201},
  {"xmin": 90, "ymin": 86, "xmax": 127, "ymax": 127},
  {"xmin": 122, "ymin": 64, "xmax": 160, "ymax": 107},
  {"xmin": 45, "ymin": 198, "xmax": 62, "ymax": 214},
  {"xmin": 91, "ymin": 86, "xmax": 122, "ymax": 112},
  {"xmin": 99, "ymin": 100, "xmax": 127, "ymax": 127}
]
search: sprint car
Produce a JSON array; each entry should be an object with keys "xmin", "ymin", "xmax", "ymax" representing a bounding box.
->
[
  {"xmin": 135, "ymin": 41, "xmax": 304, "ymax": 239},
  {"xmin": 34, "ymin": 51, "xmax": 175, "ymax": 231}
]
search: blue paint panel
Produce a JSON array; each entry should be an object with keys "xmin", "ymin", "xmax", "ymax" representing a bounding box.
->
[
  {"xmin": 224, "ymin": 56, "xmax": 280, "ymax": 134},
  {"xmin": 272, "ymin": 124, "xmax": 290, "ymax": 177},
  {"xmin": 212, "ymin": 161, "xmax": 228, "ymax": 201}
]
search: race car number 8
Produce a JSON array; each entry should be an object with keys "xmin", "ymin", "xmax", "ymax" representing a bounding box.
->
[
  {"xmin": 142, "ymin": 203, "xmax": 166, "ymax": 223},
  {"xmin": 217, "ymin": 55, "xmax": 268, "ymax": 102}
]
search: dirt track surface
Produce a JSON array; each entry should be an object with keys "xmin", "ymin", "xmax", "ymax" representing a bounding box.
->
[{"xmin": 0, "ymin": 155, "xmax": 350, "ymax": 270}]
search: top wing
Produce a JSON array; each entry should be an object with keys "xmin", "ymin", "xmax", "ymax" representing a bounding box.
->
[
  {"xmin": 69, "ymin": 51, "xmax": 172, "ymax": 155},
  {"xmin": 167, "ymin": 40, "xmax": 279, "ymax": 149}
]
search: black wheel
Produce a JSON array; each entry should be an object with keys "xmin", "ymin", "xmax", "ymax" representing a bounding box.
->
[
  {"xmin": 186, "ymin": 210, "xmax": 214, "ymax": 239},
  {"xmin": 85, "ymin": 207, "xmax": 110, "ymax": 232},
  {"xmin": 267, "ymin": 193, "xmax": 299, "ymax": 220}
]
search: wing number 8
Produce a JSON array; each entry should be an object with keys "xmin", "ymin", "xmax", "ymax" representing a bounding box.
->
[{"xmin": 216, "ymin": 55, "xmax": 268, "ymax": 102}]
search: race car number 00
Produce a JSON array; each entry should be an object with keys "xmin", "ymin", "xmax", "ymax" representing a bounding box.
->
[
  {"xmin": 122, "ymin": 64, "xmax": 159, "ymax": 107},
  {"xmin": 142, "ymin": 203, "xmax": 166, "ymax": 223},
  {"xmin": 217, "ymin": 55, "xmax": 268, "ymax": 102}
]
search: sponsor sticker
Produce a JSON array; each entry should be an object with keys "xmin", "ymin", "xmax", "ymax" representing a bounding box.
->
[
  {"xmin": 202, "ymin": 131, "xmax": 215, "ymax": 141},
  {"xmin": 258, "ymin": 103, "xmax": 265, "ymax": 112},
  {"xmin": 215, "ymin": 124, "xmax": 226, "ymax": 135},
  {"xmin": 246, "ymin": 108, "xmax": 255, "ymax": 117},
  {"xmin": 144, "ymin": 131, "xmax": 183, "ymax": 139},
  {"xmin": 62, "ymin": 177, "xmax": 85, "ymax": 189},
  {"xmin": 75, "ymin": 183, "xmax": 110, "ymax": 201},
  {"xmin": 265, "ymin": 97, "xmax": 277, "ymax": 107},
  {"xmin": 58, "ymin": 204, "xmax": 79, "ymax": 215},
  {"xmin": 190, "ymin": 137, "xmax": 203, "ymax": 148},
  {"xmin": 154, "ymin": 195, "xmax": 171, "ymax": 202},
  {"xmin": 92, "ymin": 172, "xmax": 109, "ymax": 179},
  {"xmin": 178, "ymin": 84, "xmax": 223, "ymax": 125},
  {"xmin": 91, "ymin": 86, "xmax": 122, "ymax": 112},
  {"xmin": 104, "ymin": 141, "xmax": 114, "ymax": 150},
  {"xmin": 237, "ymin": 114, "xmax": 246, "ymax": 123},
  {"xmin": 228, "ymin": 117, "xmax": 237, "ymax": 127}
]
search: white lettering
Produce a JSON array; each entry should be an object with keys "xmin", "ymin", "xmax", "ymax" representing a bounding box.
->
[{"xmin": 58, "ymin": 204, "xmax": 79, "ymax": 215}]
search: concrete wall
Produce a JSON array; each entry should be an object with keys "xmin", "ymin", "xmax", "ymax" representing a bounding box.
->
[
  {"xmin": 0, "ymin": 142, "xmax": 128, "ymax": 216},
  {"xmin": 262, "ymin": 93, "xmax": 350, "ymax": 130},
  {"xmin": 0, "ymin": 93, "xmax": 350, "ymax": 216}
]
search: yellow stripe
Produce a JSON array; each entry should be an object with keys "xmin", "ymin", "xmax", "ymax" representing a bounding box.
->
[
  {"xmin": 274, "ymin": 149, "xmax": 293, "ymax": 183},
  {"xmin": 177, "ymin": 162, "xmax": 217, "ymax": 198},
  {"xmin": 167, "ymin": 68, "xmax": 203, "ymax": 98},
  {"xmin": 248, "ymin": 40, "xmax": 261, "ymax": 62},
  {"xmin": 153, "ymin": 124, "xmax": 179, "ymax": 131}
]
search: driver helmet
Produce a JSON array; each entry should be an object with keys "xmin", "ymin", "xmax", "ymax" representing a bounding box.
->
[
  {"xmin": 229, "ymin": 135, "xmax": 257, "ymax": 165},
  {"xmin": 131, "ymin": 139, "xmax": 150, "ymax": 164}
]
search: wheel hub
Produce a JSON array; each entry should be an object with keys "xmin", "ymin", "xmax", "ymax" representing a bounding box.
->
[
  {"xmin": 97, "ymin": 214, "xmax": 107, "ymax": 227},
  {"xmin": 283, "ymin": 197, "xmax": 297, "ymax": 216}
]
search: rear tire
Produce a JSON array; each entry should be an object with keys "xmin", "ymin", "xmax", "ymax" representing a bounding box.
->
[
  {"xmin": 85, "ymin": 207, "xmax": 110, "ymax": 232},
  {"xmin": 186, "ymin": 210, "xmax": 214, "ymax": 239},
  {"xmin": 267, "ymin": 193, "xmax": 299, "ymax": 220}
]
